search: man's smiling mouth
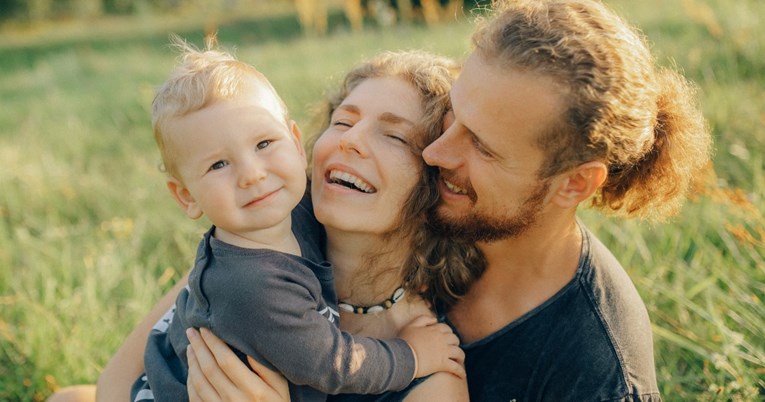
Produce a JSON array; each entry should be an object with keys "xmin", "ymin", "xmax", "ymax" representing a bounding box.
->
[
  {"xmin": 327, "ymin": 170, "xmax": 376, "ymax": 193},
  {"xmin": 444, "ymin": 178, "xmax": 468, "ymax": 195}
]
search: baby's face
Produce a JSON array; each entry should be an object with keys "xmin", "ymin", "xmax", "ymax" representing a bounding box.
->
[{"xmin": 166, "ymin": 86, "xmax": 307, "ymax": 238}]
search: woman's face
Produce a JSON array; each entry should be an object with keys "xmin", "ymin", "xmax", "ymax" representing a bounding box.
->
[{"xmin": 311, "ymin": 76, "xmax": 425, "ymax": 235}]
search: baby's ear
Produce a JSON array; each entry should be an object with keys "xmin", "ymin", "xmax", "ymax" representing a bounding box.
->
[
  {"xmin": 167, "ymin": 176, "xmax": 203, "ymax": 219},
  {"xmin": 550, "ymin": 161, "xmax": 607, "ymax": 208},
  {"xmin": 289, "ymin": 120, "xmax": 307, "ymax": 164},
  {"xmin": 289, "ymin": 121, "xmax": 304, "ymax": 151}
]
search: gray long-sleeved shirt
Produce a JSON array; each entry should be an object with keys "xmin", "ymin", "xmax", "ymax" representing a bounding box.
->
[{"xmin": 133, "ymin": 196, "xmax": 415, "ymax": 402}]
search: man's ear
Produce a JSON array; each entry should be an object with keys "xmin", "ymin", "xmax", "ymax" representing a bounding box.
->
[
  {"xmin": 167, "ymin": 176, "xmax": 203, "ymax": 219},
  {"xmin": 550, "ymin": 161, "xmax": 607, "ymax": 208}
]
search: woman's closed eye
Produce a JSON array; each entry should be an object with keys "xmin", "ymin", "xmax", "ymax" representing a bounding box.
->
[
  {"xmin": 331, "ymin": 119, "xmax": 353, "ymax": 128},
  {"xmin": 384, "ymin": 131, "xmax": 409, "ymax": 145}
]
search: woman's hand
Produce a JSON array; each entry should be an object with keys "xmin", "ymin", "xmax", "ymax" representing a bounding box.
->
[{"xmin": 186, "ymin": 328, "xmax": 290, "ymax": 402}]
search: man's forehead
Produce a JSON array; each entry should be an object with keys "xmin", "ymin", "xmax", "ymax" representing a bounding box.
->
[
  {"xmin": 449, "ymin": 53, "xmax": 498, "ymax": 121},
  {"xmin": 450, "ymin": 51, "xmax": 569, "ymax": 150},
  {"xmin": 452, "ymin": 53, "xmax": 491, "ymax": 101}
]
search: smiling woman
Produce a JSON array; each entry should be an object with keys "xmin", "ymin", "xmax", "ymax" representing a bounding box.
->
[
  {"xmin": 304, "ymin": 50, "xmax": 485, "ymax": 314},
  {"xmin": 311, "ymin": 76, "xmax": 424, "ymax": 236}
]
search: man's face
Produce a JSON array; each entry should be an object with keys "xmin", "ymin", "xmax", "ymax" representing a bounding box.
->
[{"xmin": 422, "ymin": 52, "xmax": 568, "ymax": 242}]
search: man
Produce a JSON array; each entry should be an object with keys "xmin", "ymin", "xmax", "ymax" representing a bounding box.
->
[{"xmin": 421, "ymin": 0, "xmax": 710, "ymax": 400}]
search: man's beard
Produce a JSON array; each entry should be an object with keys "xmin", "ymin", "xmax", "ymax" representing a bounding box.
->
[{"xmin": 428, "ymin": 180, "xmax": 550, "ymax": 243}]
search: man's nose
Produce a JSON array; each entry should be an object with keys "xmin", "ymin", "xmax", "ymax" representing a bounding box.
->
[{"xmin": 423, "ymin": 123, "xmax": 462, "ymax": 169}]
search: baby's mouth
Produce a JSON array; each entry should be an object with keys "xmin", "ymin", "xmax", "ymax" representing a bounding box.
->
[{"xmin": 327, "ymin": 170, "xmax": 376, "ymax": 193}]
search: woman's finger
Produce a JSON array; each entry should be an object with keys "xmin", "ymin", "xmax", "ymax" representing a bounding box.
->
[
  {"xmin": 246, "ymin": 357, "xmax": 290, "ymax": 402},
  {"xmin": 187, "ymin": 345, "xmax": 220, "ymax": 402},
  {"xmin": 188, "ymin": 328, "xmax": 238, "ymax": 401},
  {"xmin": 196, "ymin": 328, "xmax": 288, "ymax": 401},
  {"xmin": 197, "ymin": 328, "xmax": 254, "ymax": 401}
]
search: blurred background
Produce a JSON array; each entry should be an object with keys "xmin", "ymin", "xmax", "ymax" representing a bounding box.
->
[{"xmin": 0, "ymin": 0, "xmax": 763, "ymax": 401}]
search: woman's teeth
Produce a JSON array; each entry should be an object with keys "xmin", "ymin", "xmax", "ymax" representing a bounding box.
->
[{"xmin": 328, "ymin": 170, "xmax": 376, "ymax": 193}]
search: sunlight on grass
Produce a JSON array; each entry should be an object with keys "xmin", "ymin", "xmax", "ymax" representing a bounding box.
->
[{"xmin": 1, "ymin": 1, "xmax": 764, "ymax": 400}]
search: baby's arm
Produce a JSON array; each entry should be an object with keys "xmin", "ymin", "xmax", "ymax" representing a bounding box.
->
[
  {"xmin": 96, "ymin": 271, "xmax": 189, "ymax": 402},
  {"xmin": 202, "ymin": 256, "xmax": 423, "ymax": 394}
]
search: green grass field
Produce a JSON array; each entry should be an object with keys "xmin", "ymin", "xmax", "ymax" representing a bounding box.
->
[{"xmin": 1, "ymin": 1, "xmax": 763, "ymax": 401}]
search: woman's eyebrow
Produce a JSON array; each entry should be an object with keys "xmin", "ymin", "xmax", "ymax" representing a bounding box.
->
[
  {"xmin": 335, "ymin": 104, "xmax": 360, "ymax": 115},
  {"xmin": 379, "ymin": 112, "xmax": 414, "ymax": 126}
]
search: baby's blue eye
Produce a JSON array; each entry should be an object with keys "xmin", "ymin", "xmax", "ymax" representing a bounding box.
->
[
  {"xmin": 209, "ymin": 160, "xmax": 228, "ymax": 171},
  {"xmin": 257, "ymin": 140, "xmax": 272, "ymax": 150}
]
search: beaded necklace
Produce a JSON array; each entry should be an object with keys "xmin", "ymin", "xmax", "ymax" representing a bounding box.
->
[{"xmin": 338, "ymin": 286, "xmax": 406, "ymax": 315}]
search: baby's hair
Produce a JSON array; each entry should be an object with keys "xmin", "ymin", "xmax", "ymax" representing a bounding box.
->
[
  {"xmin": 152, "ymin": 34, "xmax": 289, "ymax": 177},
  {"xmin": 475, "ymin": 0, "xmax": 712, "ymax": 221}
]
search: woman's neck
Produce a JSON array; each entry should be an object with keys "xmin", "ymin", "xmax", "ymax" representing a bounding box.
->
[
  {"xmin": 325, "ymin": 227, "xmax": 436, "ymax": 339},
  {"xmin": 325, "ymin": 227, "xmax": 409, "ymax": 306}
]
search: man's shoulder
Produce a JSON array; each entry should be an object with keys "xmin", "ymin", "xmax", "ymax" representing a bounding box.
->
[
  {"xmin": 577, "ymin": 227, "xmax": 657, "ymax": 377},
  {"xmin": 463, "ymin": 227, "xmax": 660, "ymax": 401},
  {"xmin": 577, "ymin": 226, "xmax": 653, "ymax": 336},
  {"xmin": 465, "ymin": 302, "xmax": 660, "ymax": 401}
]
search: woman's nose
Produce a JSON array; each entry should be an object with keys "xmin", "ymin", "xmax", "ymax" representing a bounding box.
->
[{"xmin": 338, "ymin": 123, "xmax": 369, "ymax": 157}]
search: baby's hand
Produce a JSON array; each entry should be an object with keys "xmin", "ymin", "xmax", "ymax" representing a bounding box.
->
[{"xmin": 397, "ymin": 315, "xmax": 465, "ymax": 379}]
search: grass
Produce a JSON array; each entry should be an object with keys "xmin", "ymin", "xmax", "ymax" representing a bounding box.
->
[{"xmin": 1, "ymin": 0, "xmax": 763, "ymax": 401}]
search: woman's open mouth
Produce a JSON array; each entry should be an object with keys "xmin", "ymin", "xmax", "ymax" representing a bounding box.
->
[{"xmin": 327, "ymin": 169, "xmax": 376, "ymax": 193}]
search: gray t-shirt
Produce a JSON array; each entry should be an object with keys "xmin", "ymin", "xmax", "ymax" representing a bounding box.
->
[
  {"xmin": 133, "ymin": 196, "xmax": 415, "ymax": 402},
  {"xmin": 451, "ymin": 222, "xmax": 662, "ymax": 402}
]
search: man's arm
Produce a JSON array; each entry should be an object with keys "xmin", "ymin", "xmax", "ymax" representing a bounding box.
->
[{"xmin": 95, "ymin": 271, "xmax": 189, "ymax": 402}]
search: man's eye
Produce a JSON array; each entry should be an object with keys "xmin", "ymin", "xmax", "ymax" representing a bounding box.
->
[
  {"xmin": 471, "ymin": 136, "xmax": 492, "ymax": 157},
  {"xmin": 443, "ymin": 109, "xmax": 455, "ymax": 130},
  {"xmin": 257, "ymin": 140, "xmax": 272, "ymax": 150},
  {"xmin": 209, "ymin": 160, "xmax": 228, "ymax": 171}
]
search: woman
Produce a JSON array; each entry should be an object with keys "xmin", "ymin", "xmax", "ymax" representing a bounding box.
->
[{"xmin": 49, "ymin": 50, "xmax": 481, "ymax": 402}]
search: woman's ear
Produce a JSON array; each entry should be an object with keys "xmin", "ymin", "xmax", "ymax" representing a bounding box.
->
[
  {"xmin": 167, "ymin": 176, "xmax": 203, "ymax": 219},
  {"xmin": 550, "ymin": 161, "xmax": 607, "ymax": 208}
]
